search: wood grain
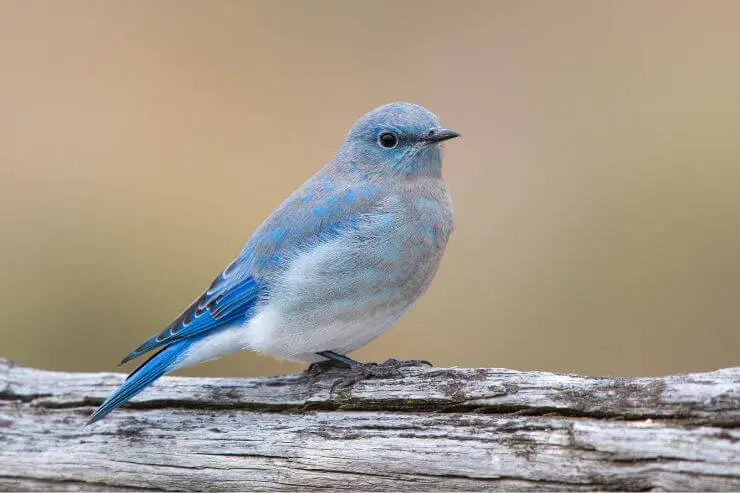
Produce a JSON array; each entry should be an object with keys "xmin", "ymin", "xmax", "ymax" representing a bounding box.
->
[{"xmin": 1, "ymin": 359, "xmax": 738, "ymax": 491}]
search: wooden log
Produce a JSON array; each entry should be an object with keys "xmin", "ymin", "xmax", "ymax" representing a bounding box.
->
[{"xmin": 1, "ymin": 358, "xmax": 738, "ymax": 491}]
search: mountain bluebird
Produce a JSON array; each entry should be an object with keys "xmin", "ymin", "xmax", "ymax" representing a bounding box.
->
[{"xmin": 89, "ymin": 102, "xmax": 459, "ymax": 424}]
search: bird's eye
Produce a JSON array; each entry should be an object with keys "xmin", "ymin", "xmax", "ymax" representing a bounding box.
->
[{"xmin": 378, "ymin": 132, "xmax": 398, "ymax": 149}]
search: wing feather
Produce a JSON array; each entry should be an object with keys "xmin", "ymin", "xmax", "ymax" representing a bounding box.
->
[
  {"xmin": 119, "ymin": 275, "xmax": 260, "ymax": 364},
  {"xmin": 119, "ymin": 178, "xmax": 384, "ymax": 365}
]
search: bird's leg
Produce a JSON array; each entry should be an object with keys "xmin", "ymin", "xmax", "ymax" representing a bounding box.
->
[
  {"xmin": 316, "ymin": 351, "xmax": 361, "ymax": 369},
  {"xmin": 315, "ymin": 351, "xmax": 433, "ymax": 370},
  {"xmin": 306, "ymin": 351, "xmax": 361, "ymax": 374},
  {"xmin": 308, "ymin": 351, "xmax": 434, "ymax": 388}
]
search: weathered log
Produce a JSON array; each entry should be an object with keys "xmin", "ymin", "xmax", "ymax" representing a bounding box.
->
[{"xmin": 1, "ymin": 358, "xmax": 738, "ymax": 491}]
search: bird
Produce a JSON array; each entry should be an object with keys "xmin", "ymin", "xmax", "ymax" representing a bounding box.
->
[{"xmin": 88, "ymin": 102, "xmax": 459, "ymax": 424}]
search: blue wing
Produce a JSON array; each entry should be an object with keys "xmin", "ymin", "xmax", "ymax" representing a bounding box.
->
[
  {"xmin": 120, "ymin": 177, "xmax": 384, "ymax": 365},
  {"xmin": 119, "ymin": 269, "xmax": 261, "ymax": 364},
  {"xmin": 90, "ymin": 176, "xmax": 386, "ymax": 424},
  {"xmin": 92, "ymin": 260, "xmax": 261, "ymax": 424}
]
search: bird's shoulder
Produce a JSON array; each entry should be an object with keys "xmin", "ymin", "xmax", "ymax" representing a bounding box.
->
[{"xmin": 242, "ymin": 171, "xmax": 390, "ymax": 274}]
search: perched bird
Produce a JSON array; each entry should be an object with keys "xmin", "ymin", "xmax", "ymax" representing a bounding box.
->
[{"xmin": 89, "ymin": 102, "xmax": 459, "ymax": 424}]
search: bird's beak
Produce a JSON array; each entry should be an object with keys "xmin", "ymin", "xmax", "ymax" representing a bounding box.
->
[{"xmin": 422, "ymin": 127, "xmax": 461, "ymax": 144}]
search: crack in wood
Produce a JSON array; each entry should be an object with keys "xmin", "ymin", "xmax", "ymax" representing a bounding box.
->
[{"xmin": 1, "ymin": 360, "xmax": 738, "ymax": 491}]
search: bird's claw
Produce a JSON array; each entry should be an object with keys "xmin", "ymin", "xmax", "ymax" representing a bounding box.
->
[
  {"xmin": 305, "ymin": 357, "xmax": 433, "ymax": 391},
  {"xmin": 329, "ymin": 358, "xmax": 434, "ymax": 390},
  {"xmin": 382, "ymin": 358, "xmax": 434, "ymax": 369},
  {"xmin": 306, "ymin": 360, "xmax": 339, "ymax": 375}
]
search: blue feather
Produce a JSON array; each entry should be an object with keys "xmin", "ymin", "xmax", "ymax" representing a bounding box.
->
[
  {"xmin": 119, "ymin": 276, "xmax": 261, "ymax": 364},
  {"xmin": 91, "ymin": 274, "xmax": 261, "ymax": 424},
  {"xmin": 88, "ymin": 338, "xmax": 194, "ymax": 424}
]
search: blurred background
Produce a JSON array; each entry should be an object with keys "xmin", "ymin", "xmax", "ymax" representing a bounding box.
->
[{"xmin": 1, "ymin": 0, "xmax": 738, "ymax": 378}]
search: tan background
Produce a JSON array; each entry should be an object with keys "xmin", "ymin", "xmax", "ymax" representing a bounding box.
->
[{"xmin": 1, "ymin": 0, "xmax": 738, "ymax": 378}]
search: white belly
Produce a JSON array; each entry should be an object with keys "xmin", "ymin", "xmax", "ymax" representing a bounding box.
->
[
  {"xmin": 243, "ymin": 302, "xmax": 409, "ymax": 362},
  {"xmin": 243, "ymin": 234, "xmax": 419, "ymax": 362}
]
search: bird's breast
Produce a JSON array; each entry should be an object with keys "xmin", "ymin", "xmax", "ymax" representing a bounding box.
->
[{"xmin": 245, "ymin": 180, "xmax": 453, "ymax": 360}]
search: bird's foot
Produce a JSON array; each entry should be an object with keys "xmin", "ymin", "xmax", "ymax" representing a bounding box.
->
[
  {"xmin": 382, "ymin": 358, "xmax": 434, "ymax": 369},
  {"xmin": 306, "ymin": 360, "xmax": 342, "ymax": 375},
  {"xmin": 305, "ymin": 351, "xmax": 433, "ymax": 389},
  {"xmin": 331, "ymin": 358, "xmax": 433, "ymax": 389}
]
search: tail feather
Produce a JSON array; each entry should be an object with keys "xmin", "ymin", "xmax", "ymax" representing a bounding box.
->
[{"xmin": 87, "ymin": 338, "xmax": 192, "ymax": 425}]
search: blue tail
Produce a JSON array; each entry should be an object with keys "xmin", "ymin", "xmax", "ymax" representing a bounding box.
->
[{"xmin": 87, "ymin": 338, "xmax": 193, "ymax": 425}]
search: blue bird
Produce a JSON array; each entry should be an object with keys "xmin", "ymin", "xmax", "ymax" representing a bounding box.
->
[{"xmin": 89, "ymin": 102, "xmax": 459, "ymax": 424}]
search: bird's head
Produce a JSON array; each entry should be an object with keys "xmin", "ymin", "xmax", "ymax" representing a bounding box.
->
[{"xmin": 337, "ymin": 102, "xmax": 459, "ymax": 179}]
